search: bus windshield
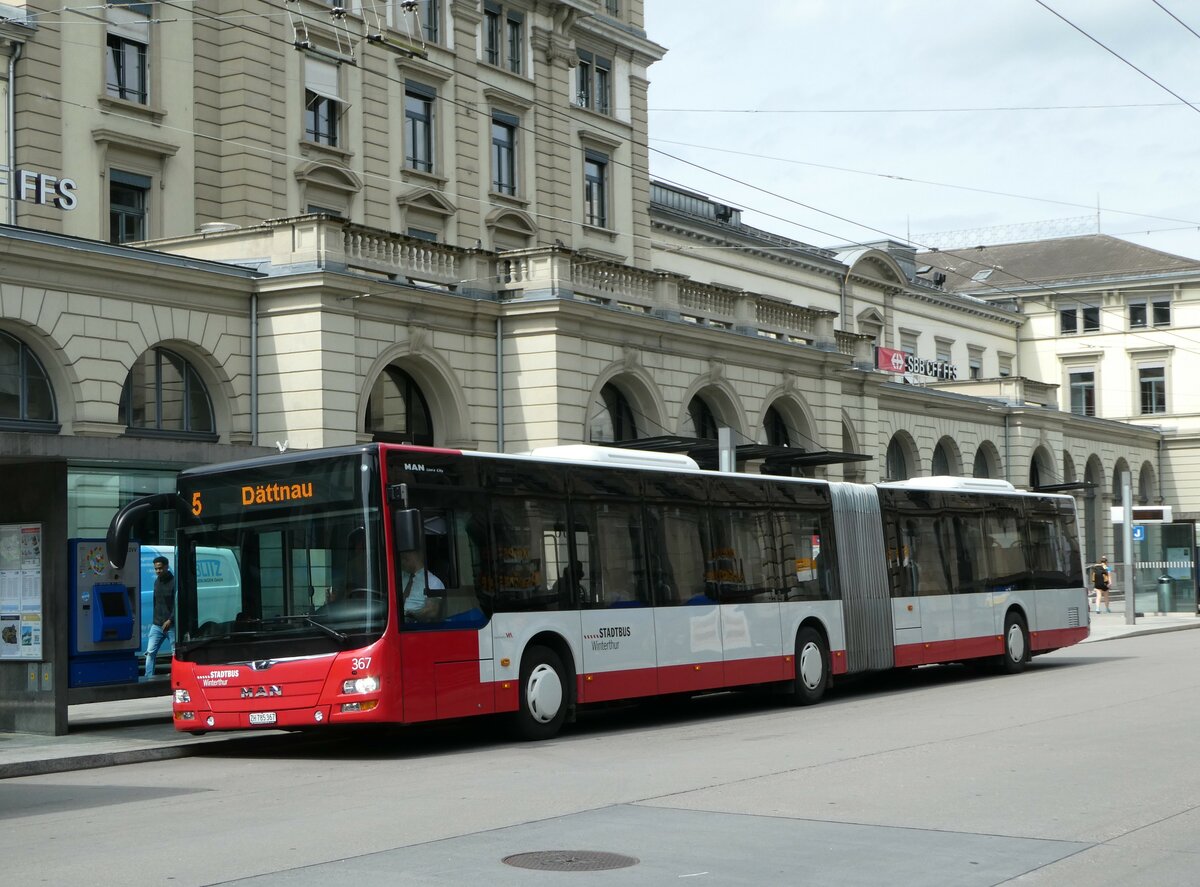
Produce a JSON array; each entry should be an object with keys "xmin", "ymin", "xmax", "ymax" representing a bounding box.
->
[{"xmin": 174, "ymin": 454, "xmax": 386, "ymax": 664}]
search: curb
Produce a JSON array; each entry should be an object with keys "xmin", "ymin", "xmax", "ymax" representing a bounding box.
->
[
  {"xmin": 0, "ymin": 731, "xmax": 275, "ymax": 780},
  {"xmin": 1082, "ymin": 622, "xmax": 1200, "ymax": 644},
  {"xmin": 0, "ymin": 744, "xmax": 196, "ymax": 780}
]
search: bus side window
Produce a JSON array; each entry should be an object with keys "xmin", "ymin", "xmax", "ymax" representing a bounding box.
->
[
  {"xmin": 491, "ymin": 497, "xmax": 567, "ymax": 612},
  {"xmin": 570, "ymin": 500, "xmax": 648, "ymax": 608},
  {"xmin": 644, "ymin": 504, "xmax": 710, "ymax": 606}
]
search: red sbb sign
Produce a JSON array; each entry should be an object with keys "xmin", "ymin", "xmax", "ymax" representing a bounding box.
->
[{"xmin": 876, "ymin": 346, "xmax": 958, "ymax": 380}]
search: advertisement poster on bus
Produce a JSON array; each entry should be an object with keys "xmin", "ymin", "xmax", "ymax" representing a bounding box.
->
[{"xmin": 0, "ymin": 523, "xmax": 42, "ymax": 659}]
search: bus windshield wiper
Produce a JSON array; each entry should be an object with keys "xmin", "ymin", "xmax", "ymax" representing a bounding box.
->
[{"xmin": 261, "ymin": 615, "xmax": 350, "ymax": 644}]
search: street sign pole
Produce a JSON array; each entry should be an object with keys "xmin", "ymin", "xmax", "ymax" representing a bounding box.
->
[{"xmin": 1122, "ymin": 470, "xmax": 1135, "ymax": 626}]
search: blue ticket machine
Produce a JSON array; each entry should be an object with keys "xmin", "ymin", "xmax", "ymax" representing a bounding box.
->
[{"xmin": 69, "ymin": 539, "xmax": 140, "ymax": 687}]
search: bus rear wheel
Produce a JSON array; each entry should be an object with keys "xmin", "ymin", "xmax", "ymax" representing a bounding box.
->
[
  {"xmin": 1000, "ymin": 612, "xmax": 1029, "ymax": 674},
  {"xmin": 790, "ymin": 626, "xmax": 829, "ymax": 706},
  {"xmin": 513, "ymin": 645, "xmax": 568, "ymax": 741}
]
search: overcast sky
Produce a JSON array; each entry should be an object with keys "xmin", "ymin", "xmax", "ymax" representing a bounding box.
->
[{"xmin": 642, "ymin": 0, "xmax": 1200, "ymax": 260}]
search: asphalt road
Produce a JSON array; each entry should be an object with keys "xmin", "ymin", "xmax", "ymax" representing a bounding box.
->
[{"xmin": 3, "ymin": 632, "xmax": 1199, "ymax": 886}]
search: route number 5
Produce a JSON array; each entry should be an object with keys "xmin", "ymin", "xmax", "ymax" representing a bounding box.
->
[{"xmin": 192, "ymin": 491, "xmax": 203, "ymax": 516}]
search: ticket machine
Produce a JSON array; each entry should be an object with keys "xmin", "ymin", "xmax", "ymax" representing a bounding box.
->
[{"xmin": 68, "ymin": 538, "xmax": 140, "ymax": 687}]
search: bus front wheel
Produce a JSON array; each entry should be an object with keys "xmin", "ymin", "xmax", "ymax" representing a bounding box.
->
[
  {"xmin": 1000, "ymin": 612, "xmax": 1029, "ymax": 674},
  {"xmin": 513, "ymin": 645, "xmax": 568, "ymax": 741},
  {"xmin": 791, "ymin": 626, "xmax": 829, "ymax": 706}
]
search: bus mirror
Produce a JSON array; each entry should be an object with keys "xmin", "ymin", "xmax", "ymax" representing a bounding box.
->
[
  {"xmin": 106, "ymin": 492, "xmax": 186, "ymax": 568},
  {"xmin": 393, "ymin": 509, "xmax": 423, "ymax": 552}
]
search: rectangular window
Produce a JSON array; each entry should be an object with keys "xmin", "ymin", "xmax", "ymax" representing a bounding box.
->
[
  {"xmin": 491, "ymin": 112, "xmax": 517, "ymax": 196},
  {"xmin": 420, "ymin": 0, "xmax": 438, "ymax": 42},
  {"xmin": 935, "ymin": 339, "xmax": 952, "ymax": 364},
  {"xmin": 505, "ymin": 10, "xmax": 523, "ymax": 74},
  {"xmin": 106, "ymin": 35, "xmax": 147, "ymax": 103},
  {"xmin": 605, "ymin": 0, "xmax": 619, "ymax": 14},
  {"xmin": 107, "ymin": 5, "xmax": 150, "ymax": 104},
  {"xmin": 584, "ymin": 149, "xmax": 608, "ymax": 228},
  {"xmin": 1129, "ymin": 302, "xmax": 1147, "ymax": 329},
  {"xmin": 1060, "ymin": 307, "xmax": 1077, "ymax": 335},
  {"xmin": 998, "ymin": 355, "xmax": 1012, "ymax": 377},
  {"xmin": 576, "ymin": 49, "xmax": 612, "ymax": 114},
  {"xmin": 1153, "ymin": 299, "xmax": 1171, "ymax": 326},
  {"xmin": 484, "ymin": 2, "xmax": 501, "ymax": 66},
  {"xmin": 1139, "ymin": 366, "xmax": 1166, "ymax": 414},
  {"xmin": 1081, "ymin": 305, "xmax": 1100, "ymax": 332},
  {"xmin": 1069, "ymin": 370, "xmax": 1095, "ymax": 416},
  {"xmin": 407, "ymin": 227, "xmax": 438, "ymax": 242},
  {"xmin": 404, "ymin": 82, "xmax": 435, "ymax": 173},
  {"xmin": 969, "ymin": 354, "xmax": 982, "ymax": 380},
  {"xmin": 395, "ymin": 0, "xmax": 439, "ymax": 42},
  {"xmin": 304, "ymin": 57, "xmax": 342, "ymax": 147},
  {"xmin": 109, "ymin": 169, "xmax": 150, "ymax": 244}
]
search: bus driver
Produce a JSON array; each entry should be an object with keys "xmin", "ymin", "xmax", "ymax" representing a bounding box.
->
[{"xmin": 399, "ymin": 549, "xmax": 444, "ymax": 621}]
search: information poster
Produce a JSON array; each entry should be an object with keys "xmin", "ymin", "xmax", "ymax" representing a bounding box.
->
[{"xmin": 0, "ymin": 523, "xmax": 42, "ymax": 659}]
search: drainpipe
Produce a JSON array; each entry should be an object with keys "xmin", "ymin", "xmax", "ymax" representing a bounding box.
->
[
  {"xmin": 495, "ymin": 315, "xmax": 504, "ymax": 453},
  {"xmin": 1003, "ymin": 411, "xmax": 1010, "ymax": 483},
  {"xmin": 250, "ymin": 292, "xmax": 258, "ymax": 446},
  {"xmin": 7, "ymin": 40, "xmax": 22, "ymax": 226},
  {"xmin": 1157, "ymin": 427, "xmax": 1165, "ymax": 505}
]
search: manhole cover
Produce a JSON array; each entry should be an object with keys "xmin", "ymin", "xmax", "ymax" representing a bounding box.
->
[{"xmin": 502, "ymin": 850, "xmax": 639, "ymax": 872}]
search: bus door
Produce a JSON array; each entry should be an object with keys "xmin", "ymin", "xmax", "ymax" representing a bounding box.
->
[
  {"xmin": 887, "ymin": 515, "xmax": 924, "ymax": 665},
  {"xmin": 571, "ymin": 500, "xmax": 658, "ymax": 702},
  {"xmin": 645, "ymin": 501, "xmax": 725, "ymax": 693},
  {"xmin": 710, "ymin": 505, "xmax": 784, "ymax": 686},
  {"xmin": 946, "ymin": 504, "xmax": 995, "ymax": 658},
  {"xmin": 395, "ymin": 500, "xmax": 493, "ymax": 723}
]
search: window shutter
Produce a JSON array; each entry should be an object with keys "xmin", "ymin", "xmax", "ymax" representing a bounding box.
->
[
  {"xmin": 305, "ymin": 57, "xmax": 342, "ymax": 102},
  {"xmin": 108, "ymin": 5, "xmax": 151, "ymax": 42}
]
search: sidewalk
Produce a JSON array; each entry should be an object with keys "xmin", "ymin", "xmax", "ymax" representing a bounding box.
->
[
  {"xmin": 1, "ymin": 608, "xmax": 1196, "ymax": 780},
  {"xmin": 1082, "ymin": 600, "xmax": 1199, "ymax": 643}
]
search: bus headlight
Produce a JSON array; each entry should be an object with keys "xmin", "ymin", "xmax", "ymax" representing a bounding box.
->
[
  {"xmin": 343, "ymin": 676, "xmax": 380, "ymax": 695},
  {"xmin": 174, "ymin": 689, "xmax": 191, "ymax": 704}
]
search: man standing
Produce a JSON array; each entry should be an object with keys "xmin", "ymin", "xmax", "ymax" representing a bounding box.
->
[{"xmin": 145, "ymin": 555, "xmax": 175, "ymax": 679}]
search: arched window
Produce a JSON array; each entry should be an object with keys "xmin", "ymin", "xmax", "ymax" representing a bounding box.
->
[
  {"xmin": 683, "ymin": 396, "xmax": 718, "ymax": 440},
  {"xmin": 119, "ymin": 347, "xmax": 213, "ymax": 435},
  {"xmin": 365, "ymin": 366, "xmax": 433, "ymax": 445},
  {"xmin": 972, "ymin": 448, "xmax": 991, "ymax": 478},
  {"xmin": 764, "ymin": 405, "xmax": 790, "ymax": 447},
  {"xmin": 589, "ymin": 382, "xmax": 637, "ymax": 443},
  {"xmin": 886, "ymin": 436, "xmax": 910, "ymax": 481},
  {"xmin": 0, "ymin": 330, "xmax": 56, "ymax": 428},
  {"xmin": 932, "ymin": 440, "xmax": 953, "ymax": 476}
]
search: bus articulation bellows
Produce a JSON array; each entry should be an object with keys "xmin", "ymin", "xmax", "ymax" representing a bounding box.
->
[{"xmin": 106, "ymin": 444, "xmax": 1089, "ymax": 740}]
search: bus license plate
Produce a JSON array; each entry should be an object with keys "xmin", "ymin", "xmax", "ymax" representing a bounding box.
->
[{"xmin": 249, "ymin": 712, "xmax": 277, "ymax": 725}]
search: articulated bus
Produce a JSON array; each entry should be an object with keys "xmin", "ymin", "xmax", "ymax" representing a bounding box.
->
[{"xmin": 105, "ymin": 443, "xmax": 1089, "ymax": 740}]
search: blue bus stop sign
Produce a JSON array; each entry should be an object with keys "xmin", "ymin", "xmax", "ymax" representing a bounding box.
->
[{"xmin": 1132, "ymin": 525, "xmax": 1146, "ymax": 542}]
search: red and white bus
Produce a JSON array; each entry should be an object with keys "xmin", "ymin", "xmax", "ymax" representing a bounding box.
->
[{"xmin": 105, "ymin": 443, "xmax": 1089, "ymax": 740}]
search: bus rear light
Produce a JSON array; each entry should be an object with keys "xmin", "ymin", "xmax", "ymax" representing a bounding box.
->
[
  {"xmin": 343, "ymin": 676, "xmax": 380, "ymax": 694},
  {"xmin": 174, "ymin": 689, "xmax": 191, "ymax": 704},
  {"xmin": 340, "ymin": 700, "xmax": 380, "ymax": 713}
]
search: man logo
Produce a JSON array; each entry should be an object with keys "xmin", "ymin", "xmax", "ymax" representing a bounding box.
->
[{"xmin": 241, "ymin": 685, "xmax": 283, "ymax": 698}]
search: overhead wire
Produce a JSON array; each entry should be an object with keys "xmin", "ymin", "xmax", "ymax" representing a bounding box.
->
[{"xmin": 1033, "ymin": 0, "xmax": 1200, "ymax": 116}]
